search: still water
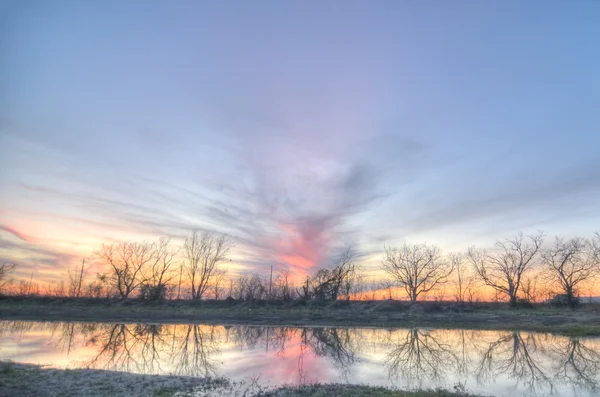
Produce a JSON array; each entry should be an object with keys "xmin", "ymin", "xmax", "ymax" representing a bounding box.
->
[{"xmin": 0, "ymin": 321, "xmax": 599, "ymax": 397}]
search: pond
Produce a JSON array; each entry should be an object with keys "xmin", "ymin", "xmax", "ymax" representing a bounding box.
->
[{"xmin": 0, "ymin": 321, "xmax": 599, "ymax": 397}]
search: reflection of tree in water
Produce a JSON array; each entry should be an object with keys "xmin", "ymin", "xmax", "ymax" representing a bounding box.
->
[
  {"xmin": 229, "ymin": 326, "xmax": 296, "ymax": 358},
  {"xmin": 85, "ymin": 324, "xmax": 146, "ymax": 372},
  {"xmin": 82, "ymin": 324, "xmax": 220, "ymax": 376},
  {"xmin": 302, "ymin": 328, "xmax": 356, "ymax": 376},
  {"xmin": 171, "ymin": 325, "xmax": 220, "ymax": 377},
  {"xmin": 229, "ymin": 326, "xmax": 358, "ymax": 380},
  {"xmin": 455, "ymin": 330, "xmax": 478, "ymax": 378},
  {"xmin": 385, "ymin": 328, "xmax": 458, "ymax": 381},
  {"xmin": 52, "ymin": 322, "xmax": 99, "ymax": 355},
  {"xmin": 548, "ymin": 337, "xmax": 600, "ymax": 390},
  {"xmin": 132, "ymin": 324, "xmax": 169, "ymax": 373},
  {"xmin": 476, "ymin": 331, "xmax": 552, "ymax": 395}
]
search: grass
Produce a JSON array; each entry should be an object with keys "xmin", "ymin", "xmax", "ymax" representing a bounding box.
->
[
  {"xmin": 0, "ymin": 362, "xmax": 485, "ymax": 397},
  {"xmin": 0, "ymin": 361, "xmax": 225, "ymax": 397},
  {"xmin": 262, "ymin": 384, "xmax": 485, "ymax": 397},
  {"xmin": 1, "ymin": 296, "xmax": 599, "ymax": 336},
  {"xmin": 150, "ymin": 387, "xmax": 182, "ymax": 397}
]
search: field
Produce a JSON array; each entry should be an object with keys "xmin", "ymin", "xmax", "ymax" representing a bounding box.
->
[{"xmin": 1, "ymin": 296, "xmax": 600, "ymax": 336}]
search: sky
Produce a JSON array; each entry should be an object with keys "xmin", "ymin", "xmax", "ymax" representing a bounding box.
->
[{"xmin": 1, "ymin": 1, "xmax": 599, "ymax": 283}]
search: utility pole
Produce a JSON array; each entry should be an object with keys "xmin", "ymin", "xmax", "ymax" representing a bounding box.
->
[
  {"xmin": 76, "ymin": 258, "xmax": 85, "ymax": 298},
  {"xmin": 177, "ymin": 265, "xmax": 183, "ymax": 300}
]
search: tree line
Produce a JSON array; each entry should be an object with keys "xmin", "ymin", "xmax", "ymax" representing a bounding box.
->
[{"xmin": 1, "ymin": 230, "xmax": 599, "ymax": 307}]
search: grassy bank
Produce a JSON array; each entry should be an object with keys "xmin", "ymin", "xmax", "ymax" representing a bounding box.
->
[
  {"xmin": 262, "ymin": 385, "xmax": 484, "ymax": 397},
  {"xmin": 0, "ymin": 362, "xmax": 483, "ymax": 397},
  {"xmin": 0, "ymin": 361, "xmax": 223, "ymax": 397},
  {"xmin": 1, "ymin": 296, "xmax": 599, "ymax": 336}
]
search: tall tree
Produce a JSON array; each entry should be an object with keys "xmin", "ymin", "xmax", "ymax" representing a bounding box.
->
[
  {"xmin": 272, "ymin": 269, "xmax": 295, "ymax": 301},
  {"xmin": 449, "ymin": 253, "xmax": 476, "ymax": 303},
  {"xmin": 309, "ymin": 248, "xmax": 356, "ymax": 301},
  {"xmin": 140, "ymin": 238, "xmax": 179, "ymax": 300},
  {"xmin": 96, "ymin": 241, "xmax": 155, "ymax": 299},
  {"xmin": 542, "ymin": 236, "xmax": 599, "ymax": 307},
  {"xmin": 467, "ymin": 232, "xmax": 544, "ymax": 307},
  {"xmin": 381, "ymin": 243, "xmax": 452, "ymax": 302},
  {"xmin": 183, "ymin": 230, "xmax": 232, "ymax": 300}
]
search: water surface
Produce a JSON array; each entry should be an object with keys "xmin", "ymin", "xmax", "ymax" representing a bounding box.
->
[{"xmin": 1, "ymin": 321, "xmax": 599, "ymax": 397}]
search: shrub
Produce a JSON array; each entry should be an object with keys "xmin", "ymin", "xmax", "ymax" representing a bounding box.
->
[
  {"xmin": 550, "ymin": 294, "xmax": 580, "ymax": 308},
  {"xmin": 139, "ymin": 283, "xmax": 168, "ymax": 301}
]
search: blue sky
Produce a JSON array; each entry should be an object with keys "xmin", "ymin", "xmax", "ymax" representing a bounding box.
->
[{"xmin": 1, "ymin": 1, "xmax": 599, "ymax": 281}]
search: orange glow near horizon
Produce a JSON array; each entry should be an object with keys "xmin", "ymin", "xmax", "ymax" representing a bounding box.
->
[{"xmin": 2, "ymin": 220, "xmax": 600, "ymax": 300}]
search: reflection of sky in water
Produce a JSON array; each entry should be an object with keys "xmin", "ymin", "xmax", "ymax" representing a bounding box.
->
[{"xmin": 1, "ymin": 322, "xmax": 599, "ymax": 397}]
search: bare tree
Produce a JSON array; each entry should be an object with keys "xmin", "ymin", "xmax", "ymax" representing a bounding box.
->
[
  {"xmin": 0, "ymin": 262, "xmax": 15, "ymax": 294},
  {"xmin": 95, "ymin": 241, "xmax": 155, "ymax": 299},
  {"xmin": 542, "ymin": 237, "xmax": 599, "ymax": 307},
  {"xmin": 209, "ymin": 269, "xmax": 228, "ymax": 300},
  {"xmin": 140, "ymin": 238, "xmax": 178, "ymax": 300},
  {"xmin": 593, "ymin": 232, "xmax": 600, "ymax": 264},
  {"xmin": 84, "ymin": 278, "xmax": 106, "ymax": 298},
  {"xmin": 467, "ymin": 232, "xmax": 544, "ymax": 307},
  {"xmin": 298, "ymin": 276, "xmax": 311, "ymax": 300},
  {"xmin": 271, "ymin": 269, "xmax": 296, "ymax": 301},
  {"xmin": 520, "ymin": 274, "xmax": 546, "ymax": 304},
  {"xmin": 309, "ymin": 248, "xmax": 356, "ymax": 301},
  {"xmin": 67, "ymin": 258, "xmax": 87, "ymax": 297},
  {"xmin": 381, "ymin": 243, "xmax": 452, "ymax": 302},
  {"xmin": 49, "ymin": 280, "xmax": 67, "ymax": 297},
  {"xmin": 449, "ymin": 253, "xmax": 475, "ymax": 303},
  {"xmin": 378, "ymin": 277, "xmax": 396, "ymax": 300},
  {"xmin": 183, "ymin": 230, "xmax": 232, "ymax": 300},
  {"xmin": 235, "ymin": 273, "xmax": 266, "ymax": 301},
  {"xmin": 342, "ymin": 268, "xmax": 368, "ymax": 300}
]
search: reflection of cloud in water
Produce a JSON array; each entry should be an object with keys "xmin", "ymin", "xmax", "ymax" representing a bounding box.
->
[{"xmin": 0, "ymin": 321, "xmax": 599, "ymax": 397}]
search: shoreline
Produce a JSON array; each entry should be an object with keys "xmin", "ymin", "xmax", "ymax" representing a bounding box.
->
[{"xmin": 2, "ymin": 297, "xmax": 600, "ymax": 336}]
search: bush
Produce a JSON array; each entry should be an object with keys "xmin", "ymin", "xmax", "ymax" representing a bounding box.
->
[
  {"xmin": 550, "ymin": 294, "xmax": 580, "ymax": 308},
  {"xmin": 422, "ymin": 302, "xmax": 444, "ymax": 313},
  {"xmin": 139, "ymin": 283, "xmax": 168, "ymax": 301},
  {"xmin": 515, "ymin": 298, "xmax": 535, "ymax": 309}
]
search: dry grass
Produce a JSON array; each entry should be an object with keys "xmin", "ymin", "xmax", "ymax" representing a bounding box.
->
[{"xmin": 1, "ymin": 296, "xmax": 599, "ymax": 336}]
